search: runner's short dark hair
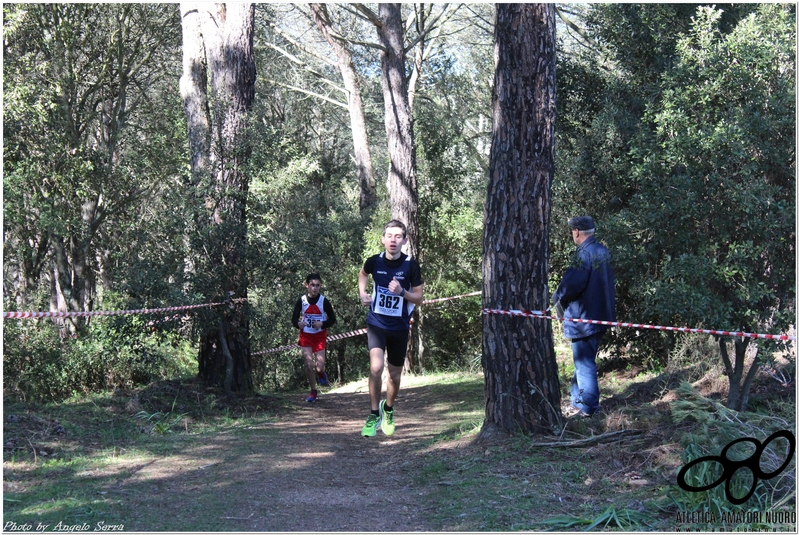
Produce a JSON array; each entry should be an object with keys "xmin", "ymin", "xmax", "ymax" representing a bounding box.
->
[
  {"xmin": 305, "ymin": 273, "xmax": 322, "ymax": 284},
  {"xmin": 383, "ymin": 219, "xmax": 407, "ymax": 238}
]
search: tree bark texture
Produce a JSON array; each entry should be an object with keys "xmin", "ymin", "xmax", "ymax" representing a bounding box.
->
[
  {"xmin": 376, "ymin": 3, "xmax": 419, "ymax": 260},
  {"xmin": 310, "ymin": 3, "xmax": 378, "ymax": 214},
  {"xmin": 179, "ymin": 4, "xmax": 211, "ymax": 185},
  {"xmin": 180, "ymin": 2, "xmax": 254, "ymax": 394},
  {"xmin": 481, "ymin": 4, "xmax": 560, "ymax": 436},
  {"xmin": 719, "ymin": 336, "xmax": 759, "ymax": 411}
]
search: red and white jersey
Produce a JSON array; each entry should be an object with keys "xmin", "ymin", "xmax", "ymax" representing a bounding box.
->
[{"xmin": 301, "ymin": 294, "xmax": 327, "ymax": 334}]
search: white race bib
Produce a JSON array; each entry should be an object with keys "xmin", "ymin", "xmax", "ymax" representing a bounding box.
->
[
  {"xmin": 302, "ymin": 313, "xmax": 324, "ymax": 333},
  {"xmin": 374, "ymin": 286, "xmax": 404, "ymax": 317}
]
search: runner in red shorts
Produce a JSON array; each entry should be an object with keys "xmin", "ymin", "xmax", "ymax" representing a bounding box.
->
[{"xmin": 291, "ymin": 273, "xmax": 337, "ymax": 402}]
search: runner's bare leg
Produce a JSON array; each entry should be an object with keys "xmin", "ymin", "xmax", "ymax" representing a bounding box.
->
[{"xmin": 368, "ymin": 347, "xmax": 385, "ymax": 411}]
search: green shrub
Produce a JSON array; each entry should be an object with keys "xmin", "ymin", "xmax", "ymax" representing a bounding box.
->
[{"xmin": 3, "ymin": 317, "xmax": 196, "ymax": 402}]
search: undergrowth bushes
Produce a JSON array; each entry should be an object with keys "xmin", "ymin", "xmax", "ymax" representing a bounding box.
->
[
  {"xmin": 668, "ymin": 333, "xmax": 724, "ymax": 383},
  {"xmin": 3, "ymin": 318, "xmax": 196, "ymax": 402}
]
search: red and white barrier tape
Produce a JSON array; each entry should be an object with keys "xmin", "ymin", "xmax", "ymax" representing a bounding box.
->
[
  {"xmin": 328, "ymin": 328, "xmax": 369, "ymax": 341},
  {"xmin": 253, "ymin": 292, "xmax": 482, "ymax": 356},
  {"xmin": 251, "ymin": 343, "xmax": 300, "ymax": 356},
  {"xmin": 252, "ymin": 328, "xmax": 370, "ymax": 356},
  {"xmin": 3, "ymin": 299, "xmax": 246, "ymax": 320},
  {"xmin": 423, "ymin": 291, "xmax": 481, "ymax": 305},
  {"xmin": 481, "ymin": 308, "xmax": 796, "ymax": 342}
]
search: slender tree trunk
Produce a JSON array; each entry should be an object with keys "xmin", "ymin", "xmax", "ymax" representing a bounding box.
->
[
  {"xmin": 481, "ymin": 4, "xmax": 560, "ymax": 436},
  {"xmin": 404, "ymin": 311, "xmax": 425, "ymax": 374},
  {"xmin": 406, "ymin": 4, "xmax": 427, "ymax": 113},
  {"xmin": 19, "ymin": 232, "xmax": 49, "ymax": 301},
  {"xmin": 376, "ymin": 3, "xmax": 419, "ymax": 259},
  {"xmin": 310, "ymin": 3, "xmax": 377, "ymax": 213},
  {"xmin": 47, "ymin": 191, "xmax": 104, "ymax": 336},
  {"xmin": 374, "ymin": 4, "xmax": 422, "ymax": 372},
  {"xmin": 49, "ymin": 234, "xmax": 85, "ymax": 336},
  {"xmin": 403, "ymin": 3, "xmax": 437, "ymax": 374},
  {"xmin": 335, "ymin": 343, "xmax": 346, "ymax": 384},
  {"xmin": 180, "ymin": 2, "xmax": 255, "ymax": 394},
  {"xmin": 719, "ymin": 336, "xmax": 759, "ymax": 411}
]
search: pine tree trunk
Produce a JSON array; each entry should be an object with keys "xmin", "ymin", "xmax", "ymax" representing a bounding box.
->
[
  {"xmin": 374, "ymin": 4, "xmax": 423, "ymax": 371},
  {"xmin": 376, "ymin": 3, "xmax": 419, "ymax": 259},
  {"xmin": 180, "ymin": 2, "xmax": 254, "ymax": 394},
  {"xmin": 481, "ymin": 4, "xmax": 560, "ymax": 436}
]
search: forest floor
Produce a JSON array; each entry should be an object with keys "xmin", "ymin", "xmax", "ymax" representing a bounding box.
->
[{"xmin": 3, "ymin": 357, "xmax": 796, "ymax": 532}]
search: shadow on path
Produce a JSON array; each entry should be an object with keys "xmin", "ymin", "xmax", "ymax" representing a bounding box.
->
[{"xmin": 115, "ymin": 382, "xmax": 478, "ymax": 531}]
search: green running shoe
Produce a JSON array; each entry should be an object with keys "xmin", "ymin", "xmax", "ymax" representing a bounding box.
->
[
  {"xmin": 361, "ymin": 413, "xmax": 381, "ymax": 437},
  {"xmin": 379, "ymin": 400, "xmax": 395, "ymax": 436}
]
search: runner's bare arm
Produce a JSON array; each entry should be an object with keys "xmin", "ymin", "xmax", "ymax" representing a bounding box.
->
[{"xmin": 358, "ymin": 268, "xmax": 372, "ymax": 306}]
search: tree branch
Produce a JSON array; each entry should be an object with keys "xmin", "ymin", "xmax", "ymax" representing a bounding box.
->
[
  {"xmin": 263, "ymin": 41, "xmax": 346, "ymax": 95},
  {"xmin": 404, "ymin": 3, "xmax": 456, "ymax": 54},
  {"xmin": 264, "ymin": 79, "xmax": 348, "ymax": 110},
  {"xmin": 351, "ymin": 3, "xmax": 381, "ymax": 27},
  {"xmin": 267, "ymin": 20, "xmax": 337, "ymax": 67},
  {"xmin": 297, "ymin": 4, "xmax": 386, "ymax": 52},
  {"xmin": 718, "ymin": 336, "xmax": 736, "ymax": 379},
  {"xmin": 554, "ymin": 5, "xmax": 597, "ymax": 50},
  {"xmin": 461, "ymin": 4, "xmax": 493, "ymax": 35},
  {"xmin": 528, "ymin": 429, "xmax": 644, "ymax": 448}
]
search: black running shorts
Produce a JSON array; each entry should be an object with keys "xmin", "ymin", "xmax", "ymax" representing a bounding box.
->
[{"xmin": 366, "ymin": 324, "xmax": 409, "ymax": 368}]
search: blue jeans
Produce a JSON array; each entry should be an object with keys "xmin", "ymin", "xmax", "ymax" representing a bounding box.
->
[{"xmin": 570, "ymin": 331, "xmax": 604, "ymax": 415}]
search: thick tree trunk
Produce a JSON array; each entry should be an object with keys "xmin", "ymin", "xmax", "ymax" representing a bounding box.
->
[
  {"xmin": 376, "ymin": 3, "xmax": 419, "ymax": 260},
  {"xmin": 180, "ymin": 2, "xmax": 254, "ymax": 394},
  {"xmin": 310, "ymin": 4, "xmax": 377, "ymax": 213},
  {"xmin": 481, "ymin": 4, "xmax": 560, "ymax": 436}
]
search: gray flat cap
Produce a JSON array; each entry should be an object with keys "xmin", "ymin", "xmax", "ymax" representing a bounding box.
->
[{"xmin": 567, "ymin": 216, "xmax": 595, "ymax": 231}]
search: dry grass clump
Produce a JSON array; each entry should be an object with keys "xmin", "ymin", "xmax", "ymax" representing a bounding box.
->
[{"xmin": 671, "ymin": 382, "xmax": 796, "ymax": 507}]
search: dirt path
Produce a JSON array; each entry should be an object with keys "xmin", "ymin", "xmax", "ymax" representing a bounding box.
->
[
  {"xmin": 153, "ymin": 380, "xmax": 469, "ymax": 532},
  {"xmin": 245, "ymin": 387, "xmax": 435, "ymax": 531}
]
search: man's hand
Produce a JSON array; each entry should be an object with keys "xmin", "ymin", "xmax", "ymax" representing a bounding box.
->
[{"xmin": 388, "ymin": 277, "xmax": 403, "ymax": 295}]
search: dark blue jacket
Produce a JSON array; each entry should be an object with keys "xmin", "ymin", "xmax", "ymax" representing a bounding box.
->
[{"xmin": 552, "ymin": 236, "xmax": 615, "ymax": 340}]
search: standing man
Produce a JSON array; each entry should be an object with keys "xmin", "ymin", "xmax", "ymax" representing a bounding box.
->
[
  {"xmin": 358, "ymin": 220, "xmax": 424, "ymax": 437},
  {"xmin": 291, "ymin": 273, "xmax": 337, "ymax": 403},
  {"xmin": 552, "ymin": 216, "xmax": 615, "ymax": 417}
]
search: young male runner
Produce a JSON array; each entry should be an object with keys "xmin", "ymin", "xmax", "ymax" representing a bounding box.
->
[
  {"xmin": 357, "ymin": 220, "xmax": 424, "ymax": 436},
  {"xmin": 291, "ymin": 273, "xmax": 337, "ymax": 402}
]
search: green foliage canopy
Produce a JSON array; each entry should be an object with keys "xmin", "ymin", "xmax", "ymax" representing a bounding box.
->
[
  {"xmin": 621, "ymin": 5, "xmax": 795, "ymax": 337},
  {"xmin": 554, "ymin": 4, "xmax": 795, "ymax": 362}
]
